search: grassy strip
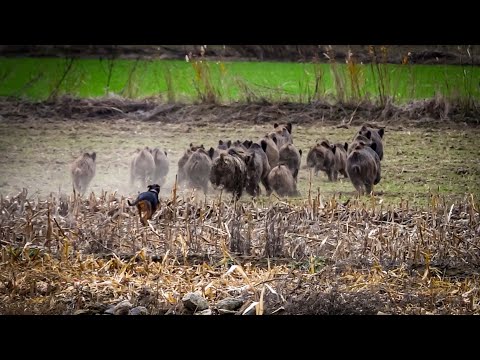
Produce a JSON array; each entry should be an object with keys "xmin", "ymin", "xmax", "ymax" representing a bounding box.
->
[{"xmin": 1, "ymin": 56, "xmax": 479, "ymax": 105}]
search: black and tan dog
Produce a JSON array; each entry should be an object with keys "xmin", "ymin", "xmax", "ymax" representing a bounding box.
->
[{"xmin": 127, "ymin": 184, "xmax": 161, "ymax": 225}]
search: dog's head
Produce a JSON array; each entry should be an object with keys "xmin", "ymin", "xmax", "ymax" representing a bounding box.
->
[{"xmin": 147, "ymin": 184, "xmax": 161, "ymax": 194}]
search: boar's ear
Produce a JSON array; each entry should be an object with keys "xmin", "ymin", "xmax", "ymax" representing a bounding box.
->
[
  {"xmin": 272, "ymin": 135, "xmax": 277, "ymax": 145},
  {"xmin": 219, "ymin": 140, "xmax": 224, "ymax": 145},
  {"xmin": 274, "ymin": 123, "xmax": 279, "ymax": 128},
  {"xmin": 344, "ymin": 142, "xmax": 349, "ymax": 152},
  {"xmin": 331, "ymin": 145, "xmax": 337, "ymax": 154},
  {"xmin": 227, "ymin": 140, "xmax": 232, "ymax": 148},
  {"xmin": 164, "ymin": 151, "xmax": 168, "ymax": 157},
  {"xmin": 370, "ymin": 142, "xmax": 377, "ymax": 152},
  {"xmin": 200, "ymin": 144, "xmax": 205, "ymax": 149},
  {"xmin": 299, "ymin": 149, "xmax": 302, "ymax": 157},
  {"xmin": 320, "ymin": 140, "xmax": 330, "ymax": 148},
  {"xmin": 91, "ymin": 152, "xmax": 97, "ymax": 161},
  {"xmin": 261, "ymin": 140, "xmax": 268, "ymax": 153},
  {"xmin": 286, "ymin": 122, "xmax": 292, "ymax": 134},
  {"xmin": 243, "ymin": 140, "xmax": 252, "ymax": 149},
  {"xmin": 378, "ymin": 128, "xmax": 385, "ymax": 138},
  {"xmin": 365, "ymin": 131, "xmax": 372, "ymax": 139},
  {"xmin": 189, "ymin": 143, "xmax": 193, "ymax": 148},
  {"xmin": 208, "ymin": 147, "xmax": 215, "ymax": 159}
]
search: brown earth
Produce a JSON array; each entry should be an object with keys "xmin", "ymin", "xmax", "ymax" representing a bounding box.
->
[
  {"xmin": 1, "ymin": 45, "xmax": 479, "ymax": 65},
  {"xmin": 0, "ymin": 96, "xmax": 478, "ymax": 204}
]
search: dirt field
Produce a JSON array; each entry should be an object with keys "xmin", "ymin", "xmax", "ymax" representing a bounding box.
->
[
  {"xmin": 2, "ymin": 45, "xmax": 479, "ymax": 65},
  {"xmin": 0, "ymin": 97, "xmax": 478, "ymax": 205},
  {"xmin": 1, "ymin": 97, "xmax": 479, "ymax": 315}
]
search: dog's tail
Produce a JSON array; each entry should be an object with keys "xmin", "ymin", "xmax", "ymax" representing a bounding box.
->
[{"xmin": 127, "ymin": 198, "xmax": 138, "ymax": 206}]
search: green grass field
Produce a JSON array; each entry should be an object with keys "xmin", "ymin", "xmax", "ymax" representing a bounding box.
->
[{"xmin": 1, "ymin": 58, "xmax": 479, "ymax": 103}]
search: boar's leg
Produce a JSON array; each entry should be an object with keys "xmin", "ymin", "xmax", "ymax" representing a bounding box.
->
[
  {"xmin": 261, "ymin": 176, "xmax": 272, "ymax": 196},
  {"xmin": 332, "ymin": 170, "xmax": 339, "ymax": 182},
  {"xmin": 327, "ymin": 169, "xmax": 335, "ymax": 182},
  {"xmin": 365, "ymin": 182, "xmax": 373, "ymax": 196}
]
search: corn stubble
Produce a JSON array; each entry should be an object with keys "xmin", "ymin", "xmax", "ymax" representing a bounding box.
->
[{"xmin": 0, "ymin": 188, "xmax": 479, "ymax": 315}]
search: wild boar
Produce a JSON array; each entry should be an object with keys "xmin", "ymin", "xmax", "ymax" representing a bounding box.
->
[
  {"xmin": 270, "ymin": 122, "xmax": 293, "ymax": 147},
  {"xmin": 268, "ymin": 164, "xmax": 300, "ymax": 197},
  {"xmin": 244, "ymin": 142, "xmax": 271, "ymax": 197},
  {"xmin": 177, "ymin": 143, "xmax": 204, "ymax": 186},
  {"xmin": 210, "ymin": 148, "xmax": 247, "ymax": 201},
  {"xmin": 355, "ymin": 125, "xmax": 385, "ymax": 160},
  {"xmin": 278, "ymin": 143, "xmax": 302, "ymax": 181},
  {"xmin": 71, "ymin": 152, "xmax": 96, "ymax": 195},
  {"xmin": 260, "ymin": 136, "xmax": 279, "ymax": 168},
  {"xmin": 346, "ymin": 141, "xmax": 381, "ymax": 195},
  {"xmin": 330, "ymin": 142, "xmax": 349, "ymax": 180},
  {"xmin": 151, "ymin": 148, "xmax": 169, "ymax": 186},
  {"xmin": 130, "ymin": 147, "xmax": 155, "ymax": 189},
  {"xmin": 183, "ymin": 147, "xmax": 215, "ymax": 194},
  {"xmin": 306, "ymin": 141, "xmax": 337, "ymax": 181}
]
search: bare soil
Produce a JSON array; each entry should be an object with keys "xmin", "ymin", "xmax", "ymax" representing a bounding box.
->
[
  {"xmin": 2, "ymin": 45, "xmax": 479, "ymax": 65},
  {"xmin": 0, "ymin": 97, "xmax": 478, "ymax": 203}
]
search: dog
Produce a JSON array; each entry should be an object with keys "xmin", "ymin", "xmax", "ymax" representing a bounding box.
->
[{"xmin": 127, "ymin": 184, "xmax": 161, "ymax": 225}]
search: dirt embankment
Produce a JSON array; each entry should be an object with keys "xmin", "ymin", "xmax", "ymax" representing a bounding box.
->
[
  {"xmin": 1, "ymin": 96, "xmax": 478, "ymax": 127},
  {"xmin": 1, "ymin": 45, "xmax": 479, "ymax": 65}
]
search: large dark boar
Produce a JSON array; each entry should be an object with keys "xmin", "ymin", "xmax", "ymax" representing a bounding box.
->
[
  {"xmin": 130, "ymin": 147, "xmax": 155, "ymax": 189},
  {"xmin": 355, "ymin": 125, "xmax": 385, "ymax": 160},
  {"xmin": 306, "ymin": 141, "xmax": 337, "ymax": 181},
  {"xmin": 183, "ymin": 147, "xmax": 215, "ymax": 194},
  {"xmin": 268, "ymin": 164, "xmax": 300, "ymax": 197},
  {"xmin": 244, "ymin": 142, "xmax": 271, "ymax": 197},
  {"xmin": 278, "ymin": 143, "xmax": 302, "ymax": 181},
  {"xmin": 70, "ymin": 152, "xmax": 96, "ymax": 195},
  {"xmin": 346, "ymin": 141, "xmax": 381, "ymax": 195},
  {"xmin": 151, "ymin": 148, "xmax": 169, "ymax": 186},
  {"xmin": 210, "ymin": 148, "xmax": 247, "ymax": 200}
]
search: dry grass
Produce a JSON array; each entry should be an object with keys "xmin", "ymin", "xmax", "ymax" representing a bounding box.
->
[{"xmin": 1, "ymin": 188, "xmax": 479, "ymax": 315}]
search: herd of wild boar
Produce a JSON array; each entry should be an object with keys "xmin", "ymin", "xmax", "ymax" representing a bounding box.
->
[{"xmin": 69, "ymin": 123, "xmax": 385, "ymax": 199}]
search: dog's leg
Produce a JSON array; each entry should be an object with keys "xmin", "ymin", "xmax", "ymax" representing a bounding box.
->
[
  {"xmin": 145, "ymin": 201, "xmax": 153, "ymax": 224},
  {"xmin": 137, "ymin": 204, "xmax": 145, "ymax": 225}
]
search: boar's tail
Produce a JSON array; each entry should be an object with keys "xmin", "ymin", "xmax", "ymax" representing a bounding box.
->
[{"xmin": 351, "ymin": 165, "xmax": 361, "ymax": 174}]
